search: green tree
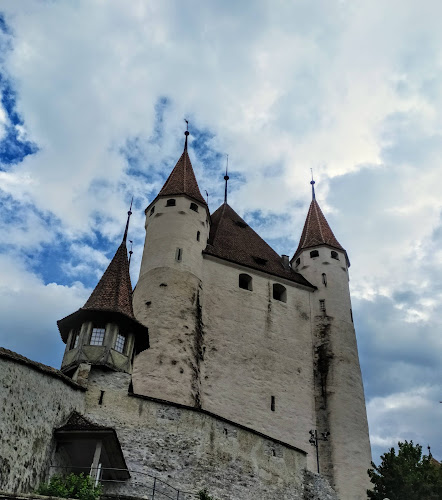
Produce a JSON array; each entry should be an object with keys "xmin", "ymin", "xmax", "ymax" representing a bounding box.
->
[
  {"xmin": 36, "ymin": 473, "xmax": 102, "ymax": 500},
  {"xmin": 367, "ymin": 441, "xmax": 442, "ymax": 500}
]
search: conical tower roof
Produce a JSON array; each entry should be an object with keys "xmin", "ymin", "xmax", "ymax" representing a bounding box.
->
[
  {"xmin": 293, "ymin": 198, "xmax": 349, "ymax": 265},
  {"xmin": 83, "ymin": 241, "xmax": 135, "ymax": 319},
  {"xmin": 158, "ymin": 145, "xmax": 207, "ymax": 206},
  {"xmin": 204, "ymin": 203, "xmax": 314, "ymax": 288}
]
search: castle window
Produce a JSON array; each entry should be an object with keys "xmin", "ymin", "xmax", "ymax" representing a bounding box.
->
[
  {"xmin": 150, "ymin": 206, "xmax": 155, "ymax": 216},
  {"xmin": 239, "ymin": 273, "xmax": 252, "ymax": 291},
  {"xmin": 350, "ymin": 309, "xmax": 353, "ymax": 322},
  {"xmin": 322, "ymin": 273, "xmax": 327, "ymax": 287},
  {"xmin": 114, "ymin": 333, "xmax": 126, "ymax": 354},
  {"xmin": 271, "ymin": 396, "xmax": 275, "ymax": 411},
  {"xmin": 295, "ymin": 257, "xmax": 300, "ymax": 267},
  {"xmin": 166, "ymin": 199, "xmax": 176, "ymax": 207},
  {"xmin": 90, "ymin": 326, "xmax": 105, "ymax": 346},
  {"xmin": 175, "ymin": 248, "xmax": 183, "ymax": 262},
  {"xmin": 319, "ymin": 300, "xmax": 326, "ymax": 313},
  {"xmin": 310, "ymin": 250, "xmax": 319, "ymax": 258},
  {"xmin": 70, "ymin": 328, "xmax": 80, "ymax": 350},
  {"xmin": 331, "ymin": 251, "xmax": 339, "ymax": 260},
  {"xmin": 253, "ymin": 256, "xmax": 268, "ymax": 266},
  {"xmin": 197, "ymin": 231, "xmax": 200, "ymax": 241},
  {"xmin": 273, "ymin": 284, "xmax": 287, "ymax": 302},
  {"xmin": 190, "ymin": 202, "xmax": 198, "ymax": 212}
]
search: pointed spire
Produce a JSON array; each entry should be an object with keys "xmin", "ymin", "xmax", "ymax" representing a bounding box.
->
[
  {"xmin": 83, "ymin": 240, "xmax": 135, "ymax": 319},
  {"xmin": 294, "ymin": 182, "xmax": 349, "ymax": 266},
  {"xmin": 123, "ymin": 197, "xmax": 133, "ymax": 244},
  {"xmin": 224, "ymin": 154, "xmax": 230, "ymax": 204},
  {"xmin": 157, "ymin": 125, "xmax": 207, "ymax": 205}
]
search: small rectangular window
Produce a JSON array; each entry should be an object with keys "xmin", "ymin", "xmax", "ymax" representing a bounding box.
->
[
  {"xmin": 166, "ymin": 199, "xmax": 176, "ymax": 207},
  {"xmin": 271, "ymin": 396, "xmax": 275, "ymax": 411},
  {"xmin": 190, "ymin": 202, "xmax": 198, "ymax": 212},
  {"xmin": 319, "ymin": 300, "xmax": 326, "ymax": 312},
  {"xmin": 331, "ymin": 250, "xmax": 339, "ymax": 260},
  {"xmin": 70, "ymin": 328, "xmax": 80, "ymax": 350},
  {"xmin": 310, "ymin": 250, "xmax": 319, "ymax": 258},
  {"xmin": 90, "ymin": 327, "xmax": 105, "ymax": 346},
  {"xmin": 114, "ymin": 333, "xmax": 126, "ymax": 354},
  {"xmin": 175, "ymin": 248, "xmax": 183, "ymax": 262},
  {"xmin": 197, "ymin": 231, "xmax": 200, "ymax": 241}
]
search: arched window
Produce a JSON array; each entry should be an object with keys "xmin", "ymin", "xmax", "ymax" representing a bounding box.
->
[
  {"xmin": 197, "ymin": 231, "xmax": 200, "ymax": 241},
  {"xmin": 310, "ymin": 250, "xmax": 319, "ymax": 258},
  {"xmin": 331, "ymin": 250, "xmax": 339, "ymax": 260},
  {"xmin": 166, "ymin": 199, "xmax": 176, "ymax": 207},
  {"xmin": 239, "ymin": 273, "xmax": 252, "ymax": 291},
  {"xmin": 190, "ymin": 202, "xmax": 199, "ymax": 212},
  {"xmin": 273, "ymin": 283, "xmax": 287, "ymax": 302}
]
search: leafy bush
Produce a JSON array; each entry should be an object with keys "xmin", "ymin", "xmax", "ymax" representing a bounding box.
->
[
  {"xmin": 198, "ymin": 489, "xmax": 217, "ymax": 500},
  {"xmin": 36, "ymin": 473, "xmax": 102, "ymax": 500}
]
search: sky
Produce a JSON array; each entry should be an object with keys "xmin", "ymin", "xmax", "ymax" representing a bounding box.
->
[{"xmin": 0, "ymin": 0, "xmax": 441, "ymax": 466}]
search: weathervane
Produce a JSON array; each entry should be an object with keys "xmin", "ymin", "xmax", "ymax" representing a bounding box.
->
[{"xmin": 224, "ymin": 154, "xmax": 230, "ymax": 204}]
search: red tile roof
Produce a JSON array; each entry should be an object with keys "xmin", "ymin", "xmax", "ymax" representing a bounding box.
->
[
  {"xmin": 84, "ymin": 241, "xmax": 135, "ymax": 319},
  {"xmin": 294, "ymin": 199, "xmax": 347, "ymax": 260},
  {"xmin": 204, "ymin": 203, "xmax": 314, "ymax": 288},
  {"xmin": 158, "ymin": 149, "xmax": 207, "ymax": 205}
]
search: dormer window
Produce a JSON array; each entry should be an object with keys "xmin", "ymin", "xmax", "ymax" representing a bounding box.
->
[
  {"xmin": 273, "ymin": 284, "xmax": 287, "ymax": 303},
  {"xmin": 190, "ymin": 203, "xmax": 198, "ymax": 212},
  {"xmin": 114, "ymin": 333, "xmax": 126, "ymax": 354},
  {"xmin": 166, "ymin": 199, "xmax": 176, "ymax": 207},
  {"xmin": 253, "ymin": 256, "xmax": 268, "ymax": 266},
  {"xmin": 90, "ymin": 326, "xmax": 105, "ymax": 346},
  {"xmin": 150, "ymin": 206, "xmax": 155, "ymax": 216},
  {"xmin": 239, "ymin": 273, "xmax": 253, "ymax": 291},
  {"xmin": 310, "ymin": 250, "xmax": 319, "ymax": 258},
  {"xmin": 331, "ymin": 251, "xmax": 339, "ymax": 260}
]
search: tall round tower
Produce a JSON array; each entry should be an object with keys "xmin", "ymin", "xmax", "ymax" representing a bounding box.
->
[
  {"xmin": 132, "ymin": 131, "xmax": 210, "ymax": 407},
  {"xmin": 291, "ymin": 180, "xmax": 372, "ymax": 500}
]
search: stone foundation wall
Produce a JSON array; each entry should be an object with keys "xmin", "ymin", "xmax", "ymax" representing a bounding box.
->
[{"xmin": 0, "ymin": 349, "xmax": 85, "ymax": 493}]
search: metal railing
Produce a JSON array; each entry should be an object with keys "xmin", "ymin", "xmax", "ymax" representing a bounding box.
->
[{"xmin": 49, "ymin": 465, "xmax": 197, "ymax": 500}]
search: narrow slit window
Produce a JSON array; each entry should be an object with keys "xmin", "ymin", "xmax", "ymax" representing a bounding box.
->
[
  {"xmin": 90, "ymin": 326, "xmax": 105, "ymax": 346},
  {"xmin": 239, "ymin": 273, "xmax": 252, "ymax": 291},
  {"xmin": 295, "ymin": 257, "xmax": 300, "ymax": 266},
  {"xmin": 273, "ymin": 284, "xmax": 287, "ymax": 302},
  {"xmin": 166, "ymin": 199, "xmax": 176, "ymax": 207},
  {"xmin": 175, "ymin": 248, "xmax": 183, "ymax": 262},
  {"xmin": 350, "ymin": 309, "xmax": 353, "ymax": 323},
  {"xmin": 114, "ymin": 333, "xmax": 126, "ymax": 354},
  {"xmin": 197, "ymin": 231, "xmax": 200, "ymax": 241},
  {"xmin": 331, "ymin": 250, "xmax": 339, "ymax": 260},
  {"xmin": 319, "ymin": 300, "xmax": 326, "ymax": 313},
  {"xmin": 150, "ymin": 206, "xmax": 155, "ymax": 216},
  {"xmin": 271, "ymin": 396, "xmax": 275, "ymax": 411},
  {"xmin": 310, "ymin": 250, "xmax": 319, "ymax": 258},
  {"xmin": 322, "ymin": 273, "xmax": 327, "ymax": 287},
  {"xmin": 190, "ymin": 202, "xmax": 199, "ymax": 212}
]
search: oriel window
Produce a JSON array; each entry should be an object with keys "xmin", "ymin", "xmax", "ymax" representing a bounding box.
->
[{"xmin": 90, "ymin": 326, "xmax": 105, "ymax": 346}]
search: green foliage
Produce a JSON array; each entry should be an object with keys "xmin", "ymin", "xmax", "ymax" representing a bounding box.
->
[
  {"xmin": 36, "ymin": 473, "xmax": 102, "ymax": 500},
  {"xmin": 198, "ymin": 489, "xmax": 217, "ymax": 500},
  {"xmin": 367, "ymin": 441, "xmax": 442, "ymax": 500}
]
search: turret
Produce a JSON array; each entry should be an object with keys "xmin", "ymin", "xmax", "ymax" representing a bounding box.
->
[
  {"xmin": 291, "ymin": 180, "xmax": 371, "ymax": 500},
  {"xmin": 132, "ymin": 129, "xmax": 210, "ymax": 407},
  {"xmin": 58, "ymin": 206, "xmax": 149, "ymax": 378}
]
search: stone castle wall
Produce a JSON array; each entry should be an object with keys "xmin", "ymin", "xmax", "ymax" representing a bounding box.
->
[
  {"xmin": 0, "ymin": 349, "xmax": 85, "ymax": 493},
  {"xmin": 85, "ymin": 369, "xmax": 309, "ymax": 500}
]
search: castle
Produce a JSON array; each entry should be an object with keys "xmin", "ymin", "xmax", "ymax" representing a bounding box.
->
[{"xmin": 0, "ymin": 130, "xmax": 371, "ymax": 500}]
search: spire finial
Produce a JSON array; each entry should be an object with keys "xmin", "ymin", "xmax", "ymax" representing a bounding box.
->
[
  {"xmin": 128, "ymin": 240, "xmax": 133, "ymax": 266},
  {"xmin": 224, "ymin": 154, "xmax": 230, "ymax": 204},
  {"xmin": 123, "ymin": 197, "xmax": 133, "ymax": 243},
  {"xmin": 184, "ymin": 119, "xmax": 189, "ymax": 150},
  {"xmin": 310, "ymin": 168, "xmax": 316, "ymax": 200}
]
